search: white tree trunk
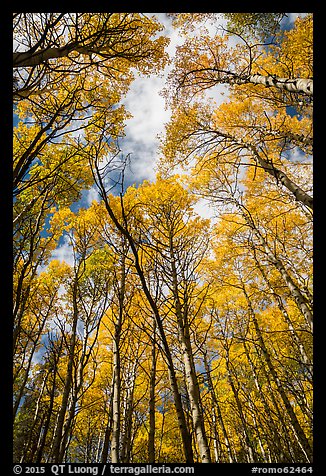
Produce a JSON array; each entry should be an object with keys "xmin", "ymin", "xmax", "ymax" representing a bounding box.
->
[{"xmin": 232, "ymin": 73, "xmax": 313, "ymax": 96}]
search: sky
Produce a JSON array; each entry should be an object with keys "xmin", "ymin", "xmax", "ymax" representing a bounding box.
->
[{"xmin": 29, "ymin": 13, "xmax": 307, "ymax": 268}]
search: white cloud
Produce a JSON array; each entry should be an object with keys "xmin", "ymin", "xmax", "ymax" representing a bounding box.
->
[
  {"xmin": 50, "ymin": 234, "xmax": 75, "ymax": 267},
  {"xmin": 120, "ymin": 14, "xmax": 181, "ymax": 184},
  {"xmin": 285, "ymin": 13, "xmax": 308, "ymax": 24},
  {"xmin": 122, "ymin": 75, "xmax": 170, "ymax": 183},
  {"xmin": 193, "ymin": 198, "xmax": 218, "ymax": 223},
  {"xmin": 124, "ymin": 75, "xmax": 170, "ymax": 145},
  {"xmin": 83, "ymin": 186, "xmax": 100, "ymax": 207}
]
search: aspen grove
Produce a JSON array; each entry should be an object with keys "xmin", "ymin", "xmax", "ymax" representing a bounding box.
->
[{"xmin": 13, "ymin": 13, "xmax": 313, "ymax": 464}]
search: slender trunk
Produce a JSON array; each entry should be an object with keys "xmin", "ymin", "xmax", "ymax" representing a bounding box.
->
[
  {"xmin": 111, "ymin": 346, "xmax": 121, "ymax": 463},
  {"xmin": 257, "ymin": 346, "xmax": 298, "ymax": 462},
  {"xmin": 212, "ymin": 130, "xmax": 313, "ymax": 210},
  {"xmin": 96, "ymin": 431, "xmax": 103, "ymax": 462},
  {"xmin": 242, "ymin": 283, "xmax": 313, "ymax": 462},
  {"xmin": 21, "ymin": 371, "xmax": 49, "ymax": 461},
  {"xmin": 111, "ymin": 319, "xmax": 121, "ymax": 463},
  {"xmin": 239, "ymin": 203, "xmax": 313, "ymax": 331},
  {"xmin": 35, "ymin": 339, "xmax": 63, "ymax": 463},
  {"xmin": 13, "ymin": 277, "xmax": 30, "ymax": 352},
  {"xmin": 252, "ymin": 250, "xmax": 312, "ymax": 378},
  {"xmin": 121, "ymin": 353, "xmax": 139, "ymax": 463},
  {"xmin": 97, "ymin": 188, "xmax": 194, "ymax": 463},
  {"xmin": 259, "ymin": 236, "xmax": 313, "ymax": 332},
  {"xmin": 179, "ymin": 331, "xmax": 211, "ymax": 462},
  {"xmin": 211, "ymin": 409, "xmax": 220, "ymax": 462},
  {"xmin": 51, "ymin": 279, "xmax": 79, "ymax": 463},
  {"xmin": 22, "ymin": 413, "xmax": 46, "ymax": 463},
  {"xmin": 148, "ymin": 320, "xmax": 157, "ymax": 463},
  {"xmin": 14, "ymin": 304, "xmax": 51, "ymax": 418},
  {"xmin": 14, "ymin": 261, "xmax": 39, "ymax": 353},
  {"xmin": 166, "ymin": 364, "xmax": 194, "ymax": 463},
  {"xmin": 101, "ymin": 392, "xmax": 114, "ymax": 463},
  {"xmin": 256, "ymin": 127, "xmax": 313, "ymax": 150},
  {"xmin": 225, "ymin": 355, "xmax": 258, "ymax": 463},
  {"xmin": 250, "ymin": 145, "xmax": 313, "ymax": 210},
  {"xmin": 241, "ymin": 339, "xmax": 288, "ymax": 462},
  {"xmin": 168, "ymin": 235, "xmax": 211, "ymax": 463},
  {"xmin": 13, "ymin": 114, "xmax": 62, "ymax": 190},
  {"xmin": 111, "ymin": 252, "xmax": 125, "ymax": 464},
  {"xmin": 247, "ymin": 394, "xmax": 268, "ymax": 462},
  {"xmin": 13, "ymin": 338, "xmax": 39, "ymax": 418},
  {"xmin": 202, "ymin": 352, "xmax": 234, "ymax": 463},
  {"xmin": 120, "ymin": 382, "xmax": 135, "ymax": 463},
  {"xmin": 59, "ymin": 311, "xmax": 104, "ymax": 461},
  {"xmin": 13, "ymin": 191, "xmax": 51, "ymax": 354},
  {"xmin": 58, "ymin": 392, "xmax": 79, "ymax": 463},
  {"xmin": 35, "ymin": 390, "xmax": 54, "ymax": 463}
]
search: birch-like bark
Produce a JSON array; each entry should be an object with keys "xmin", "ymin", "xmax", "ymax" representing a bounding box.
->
[
  {"xmin": 121, "ymin": 356, "xmax": 138, "ymax": 463},
  {"xmin": 180, "ymin": 67, "xmax": 313, "ymax": 99},
  {"xmin": 257, "ymin": 346, "xmax": 298, "ymax": 462},
  {"xmin": 248, "ymin": 396, "xmax": 269, "ymax": 463},
  {"xmin": 230, "ymin": 73, "xmax": 313, "ymax": 96},
  {"xmin": 179, "ymin": 329, "xmax": 211, "ymax": 463},
  {"xmin": 243, "ymin": 126, "xmax": 313, "ymax": 152},
  {"xmin": 216, "ymin": 131, "xmax": 313, "ymax": 210},
  {"xmin": 57, "ymin": 277, "xmax": 111, "ymax": 463},
  {"xmin": 259, "ymin": 234, "xmax": 313, "ymax": 332},
  {"xmin": 96, "ymin": 431, "xmax": 103, "ymax": 462},
  {"xmin": 111, "ymin": 251, "xmax": 126, "ymax": 464},
  {"xmin": 111, "ymin": 334, "xmax": 122, "ymax": 464},
  {"xmin": 202, "ymin": 129, "xmax": 313, "ymax": 210},
  {"xmin": 249, "ymin": 144, "xmax": 313, "ymax": 211},
  {"xmin": 100, "ymin": 391, "xmax": 114, "ymax": 463}
]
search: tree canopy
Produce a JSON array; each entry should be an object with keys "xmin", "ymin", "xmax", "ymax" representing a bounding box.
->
[{"xmin": 13, "ymin": 12, "xmax": 313, "ymax": 465}]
